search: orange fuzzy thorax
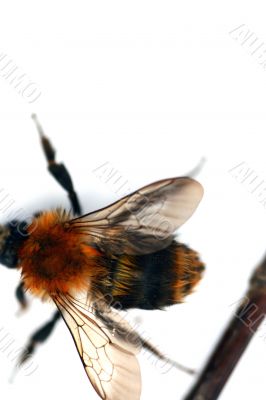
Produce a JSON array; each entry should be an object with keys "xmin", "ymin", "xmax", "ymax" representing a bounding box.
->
[{"xmin": 18, "ymin": 210, "xmax": 103, "ymax": 299}]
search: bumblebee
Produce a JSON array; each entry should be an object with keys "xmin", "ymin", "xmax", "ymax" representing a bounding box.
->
[{"xmin": 0, "ymin": 115, "xmax": 204, "ymax": 400}]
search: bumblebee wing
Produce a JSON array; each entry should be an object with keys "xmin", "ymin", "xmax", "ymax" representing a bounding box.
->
[
  {"xmin": 68, "ymin": 177, "xmax": 203, "ymax": 255},
  {"xmin": 53, "ymin": 293, "xmax": 141, "ymax": 400}
]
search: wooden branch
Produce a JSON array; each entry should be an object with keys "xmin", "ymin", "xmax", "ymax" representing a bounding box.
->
[{"xmin": 184, "ymin": 254, "xmax": 266, "ymax": 400}]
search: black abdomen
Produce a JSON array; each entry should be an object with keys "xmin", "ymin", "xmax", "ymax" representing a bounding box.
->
[{"xmin": 103, "ymin": 241, "xmax": 204, "ymax": 310}]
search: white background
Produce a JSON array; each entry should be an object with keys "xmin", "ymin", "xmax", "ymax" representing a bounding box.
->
[{"xmin": 0, "ymin": 1, "xmax": 265, "ymax": 399}]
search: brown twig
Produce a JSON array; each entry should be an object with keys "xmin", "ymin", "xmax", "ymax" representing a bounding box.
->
[{"xmin": 184, "ymin": 253, "xmax": 266, "ymax": 400}]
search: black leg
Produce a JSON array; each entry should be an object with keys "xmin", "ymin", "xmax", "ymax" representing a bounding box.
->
[
  {"xmin": 17, "ymin": 311, "xmax": 61, "ymax": 367},
  {"xmin": 31, "ymin": 114, "xmax": 82, "ymax": 216},
  {"xmin": 94, "ymin": 307, "xmax": 195, "ymax": 375},
  {"xmin": 15, "ymin": 281, "xmax": 28, "ymax": 312}
]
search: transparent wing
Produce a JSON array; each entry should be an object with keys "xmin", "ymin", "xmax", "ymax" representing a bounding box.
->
[
  {"xmin": 67, "ymin": 177, "xmax": 203, "ymax": 255},
  {"xmin": 53, "ymin": 293, "xmax": 141, "ymax": 400}
]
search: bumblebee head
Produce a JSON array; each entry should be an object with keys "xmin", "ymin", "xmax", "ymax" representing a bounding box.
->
[{"xmin": 0, "ymin": 221, "xmax": 28, "ymax": 268}]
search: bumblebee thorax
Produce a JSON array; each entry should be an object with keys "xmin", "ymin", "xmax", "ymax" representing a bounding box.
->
[{"xmin": 18, "ymin": 210, "xmax": 100, "ymax": 299}]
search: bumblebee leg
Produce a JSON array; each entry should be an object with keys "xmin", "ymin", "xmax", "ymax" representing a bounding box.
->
[
  {"xmin": 15, "ymin": 281, "xmax": 28, "ymax": 312},
  {"xmin": 31, "ymin": 114, "xmax": 81, "ymax": 215},
  {"xmin": 95, "ymin": 309, "xmax": 195, "ymax": 375},
  {"xmin": 17, "ymin": 311, "xmax": 61, "ymax": 367},
  {"xmin": 137, "ymin": 335, "xmax": 195, "ymax": 374}
]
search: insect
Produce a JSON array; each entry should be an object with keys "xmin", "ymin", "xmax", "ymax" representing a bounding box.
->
[{"xmin": 0, "ymin": 115, "xmax": 204, "ymax": 400}]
